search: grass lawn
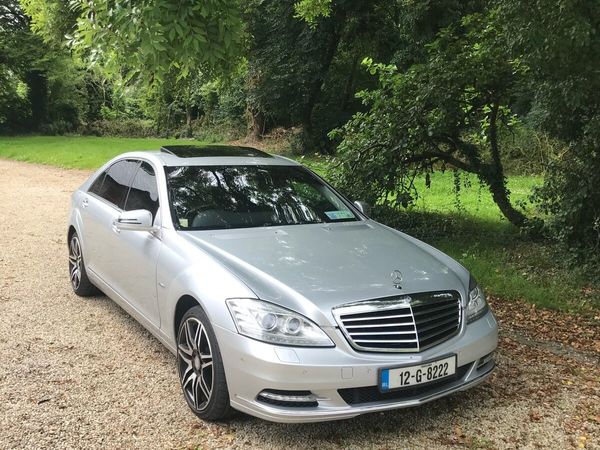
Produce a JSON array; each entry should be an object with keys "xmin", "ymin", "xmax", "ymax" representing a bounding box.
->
[
  {"xmin": 0, "ymin": 135, "xmax": 209, "ymax": 169},
  {"xmin": 1, "ymin": 135, "xmax": 597, "ymax": 314}
]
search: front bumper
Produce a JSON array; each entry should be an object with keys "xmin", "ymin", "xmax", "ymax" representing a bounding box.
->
[{"xmin": 214, "ymin": 310, "xmax": 498, "ymax": 423}]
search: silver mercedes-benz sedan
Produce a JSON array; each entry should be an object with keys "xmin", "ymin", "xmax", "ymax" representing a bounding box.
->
[{"xmin": 67, "ymin": 145, "xmax": 497, "ymax": 423}]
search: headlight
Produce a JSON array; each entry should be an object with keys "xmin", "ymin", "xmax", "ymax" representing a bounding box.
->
[
  {"xmin": 467, "ymin": 276, "xmax": 489, "ymax": 323},
  {"xmin": 226, "ymin": 299, "xmax": 334, "ymax": 347}
]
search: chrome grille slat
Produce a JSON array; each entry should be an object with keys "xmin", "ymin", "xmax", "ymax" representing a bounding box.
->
[
  {"xmin": 344, "ymin": 322, "xmax": 413, "ymax": 329},
  {"xmin": 419, "ymin": 322, "xmax": 460, "ymax": 342},
  {"xmin": 348, "ymin": 330, "xmax": 417, "ymax": 336},
  {"xmin": 413, "ymin": 309, "xmax": 457, "ymax": 326},
  {"xmin": 412, "ymin": 302, "xmax": 456, "ymax": 316},
  {"xmin": 416, "ymin": 315, "xmax": 458, "ymax": 334},
  {"xmin": 332, "ymin": 291, "xmax": 462, "ymax": 353},
  {"xmin": 340, "ymin": 312, "xmax": 413, "ymax": 321}
]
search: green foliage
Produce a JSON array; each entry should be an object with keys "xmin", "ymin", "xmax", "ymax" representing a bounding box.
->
[
  {"xmin": 499, "ymin": 0, "xmax": 600, "ymax": 261},
  {"xmin": 79, "ymin": 119, "xmax": 156, "ymax": 138},
  {"xmin": 533, "ymin": 129, "xmax": 600, "ymax": 261},
  {"xmin": 20, "ymin": 0, "xmax": 79, "ymax": 45},
  {"xmin": 0, "ymin": 68, "xmax": 30, "ymax": 131},
  {"xmin": 330, "ymin": 8, "xmax": 529, "ymax": 227},
  {"xmin": 70, "ymin": 0, "xmax": 244, "ymax": 84},
  {"xmin": 293, "ymin": 0, "xmax": 331, "ymax": 24},
  {"xmin": 0, "ymin": 0, "xmax": 88, "ymax": 133},
  {"xmin": 498, "ymin": 125, "xmax": 562, "ymax": 175},
  {"xmin": 246, "ymin": 0, "xmax": 401, "ymax": 152},
  {"xmin": 2, "ymin": 0, "xmax": 598, "ymax": 265}
]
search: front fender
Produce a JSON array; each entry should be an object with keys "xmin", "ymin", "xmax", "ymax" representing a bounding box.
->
[{"xmin": 157, "ymin": 231, "xmax": 257, "ymax": 346}]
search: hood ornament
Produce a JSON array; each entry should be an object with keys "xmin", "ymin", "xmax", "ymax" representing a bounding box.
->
[{"xmin": 390, "ymin": 270, "xmax": 403, "ymax": 289}]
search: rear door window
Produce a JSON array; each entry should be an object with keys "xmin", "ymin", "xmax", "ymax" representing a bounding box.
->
[
  {"xmin": 92, "ymin": 160, "xmax": 140, "ymax": 209},
  {"xmin": 88, "ymin": 172, "xmax": 106, "ymax": 196},
  {"xmin": 124, "ymin": 162, "xmax": 160, "ymax": 220}
]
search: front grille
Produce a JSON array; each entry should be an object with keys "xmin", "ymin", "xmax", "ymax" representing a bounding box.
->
[
  {"xmin": 332, "ymin": 291, "xmax": 461, "ymax": 352},
  {"xmin": 338, "ymin": 364, "xmax": 470, "ymax": 405}
]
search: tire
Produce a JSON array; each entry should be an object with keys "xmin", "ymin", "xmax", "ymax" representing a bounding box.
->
[
  {"xmin": 68, "ymin": 232, "xmax": 99, "ymax": 297},
  {"xmin": 177, "ymin": 305, "xmax": 233, "ymax": 421}
]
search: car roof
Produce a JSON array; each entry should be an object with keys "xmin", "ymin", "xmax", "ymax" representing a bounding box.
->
[
  {"xmin": 116, "ymin": 145, "xmax": 301, "ymax": 167},
  {"xmin": 161, "ymin": 144, "xmax": 271, "ymax": 158}
]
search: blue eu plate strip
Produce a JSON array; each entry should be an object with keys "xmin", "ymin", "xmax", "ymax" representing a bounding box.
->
[{"xmin": 381, "ymin": 369, "xmax": 390, "ymax": 391}]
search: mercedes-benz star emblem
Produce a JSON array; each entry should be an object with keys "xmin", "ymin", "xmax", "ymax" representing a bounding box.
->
[{"xmin": 391, "ymin": 269, "xmax": 403, "ymax": 289}]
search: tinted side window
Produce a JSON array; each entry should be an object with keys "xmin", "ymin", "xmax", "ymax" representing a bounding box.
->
[
  {"xmin": 95, "ymin": 160, "xmax": 139, "ymax": 209},
  {"xmin": 88, "ymin": 171, "xmax": 107, "ymax": 195},
  {"xmin": 124, "ymin": 162, "xmax": 159, "ymax": 219}
]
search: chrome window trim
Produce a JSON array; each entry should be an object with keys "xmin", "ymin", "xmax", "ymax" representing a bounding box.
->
[{"xmin": 85, "ymin": 156, "xmax": 164, "ymax": 227}]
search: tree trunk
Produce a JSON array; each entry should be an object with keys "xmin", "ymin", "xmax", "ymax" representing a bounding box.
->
[
  {"xmin": 300, "ymin": 10, "xmax": 345, "ymax": 153},
  {"xmin": 185, "ymin": 105, "xmax": 193, "ymax": 138},
  {"xmin": 485, "ymin": 176, "xmax": 527, "ymax": 227},
  {"xmin": 484, "ymin": 100, "xmax": 527, "ymax": 227},
  {"xmin": 247, "ymin": 105, "xmax": 266, "ymax": 140},
  {"xmin": 341, "ymin": 53, "xmax": 359, "ymax": 111},
  {"xmin": 442, "ymin": 113, "xmax": 528, "ymax": 228},
  {"xmin": 25, "ymin": 70, "xmax": 47, "ymax": 131}
]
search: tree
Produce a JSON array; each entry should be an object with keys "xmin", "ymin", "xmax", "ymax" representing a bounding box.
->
[
  {"xmin": 0, "ymin": 0, "xmax": 90, "ymax": 133},
  {"xmin": 19, "ymin": 0, "xmax": 247, "ymax": 134},
  {"xmin": 67, "ymin": 0, "xmax": 245, "ymax": 85},
  {"xmin": 1, "ymin": 1, "xmax": 48, "ymax": 130},
  {"xmin": 500, "ymin": 0, "xmax": 600, "ymax": 256},
  {"xmin": 246, "ymin": 0, "xmax": 402, "ymax": 151},
  {"xmin": 20, "ymin": 0, "xmax": 80, "ymax": 45},
  {"xmin": 330, "ymin": 9, "xmax": 529, "ymax": 227}
]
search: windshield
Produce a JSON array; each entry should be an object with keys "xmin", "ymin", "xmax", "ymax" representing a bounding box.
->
[{"xmin": 165, "ymin": 165, "xmax": 359, "ymax": 230}]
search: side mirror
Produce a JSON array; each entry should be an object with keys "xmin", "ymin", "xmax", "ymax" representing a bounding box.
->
[
  {"xmin": 353, "ymin": 200, "xmax": 371, "ymax": 217},
  {"xmin": 114, "ymin": 209, "xmax": 155, "ymax": 232}
]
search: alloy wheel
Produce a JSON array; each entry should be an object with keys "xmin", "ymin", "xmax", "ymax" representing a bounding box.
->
[
  {"xmin": 177, "ymin": 317, "xmax": 214, "ymax": 412},
  {"xmin": 68, "ymin": 235, "xmax": 82, "ymax": 290}
]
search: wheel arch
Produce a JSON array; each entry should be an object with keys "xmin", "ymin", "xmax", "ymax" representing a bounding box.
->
[
  {"xmin": 67, "ymin": 225, "xmax": 76, "ymax": 241},
  {"xmin": 174, "ymin": 295, "xmax": 201, "ymax": 341}
]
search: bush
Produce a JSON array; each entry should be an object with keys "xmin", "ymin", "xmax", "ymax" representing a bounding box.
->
[
  {"xmin": 40, "ymin": 119, "xmax": 75, "ymax": 135},
  {"xmin": 79, "ymin": 119, "xmax": 157, "ymax": 137},
  {"xmin": 499, "ymin": 125, "xmax": 563, "ymax": 175},
  {"xmin": 533, "ymin": 119, "xmax": 600, "ymax": 264},
  {"xmin": 174, "ymin": 117, "xmax": 246, "ymax": 143}
]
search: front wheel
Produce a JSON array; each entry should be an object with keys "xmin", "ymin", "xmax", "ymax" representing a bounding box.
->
[
  {"xmin": 177, "ymin": 306, "xmax": 233, "ymax": 421},
  {"xmin": 68, "ymin": 232, "xmax": 99, "ymax": 297}
]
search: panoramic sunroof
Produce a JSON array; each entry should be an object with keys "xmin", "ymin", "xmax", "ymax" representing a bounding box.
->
[{"xmin": 160, "ymin": 145, "xmax": 272, "ymax": 158}]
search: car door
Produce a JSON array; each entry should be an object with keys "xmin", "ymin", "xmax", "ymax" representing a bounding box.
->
[
  {"xmin": 81, "ymin": 159, "xmax": 139, "ymax": 280},
  {"xmin": 107, "ymin": 161, "xmax": 162, "ymax": 326}
]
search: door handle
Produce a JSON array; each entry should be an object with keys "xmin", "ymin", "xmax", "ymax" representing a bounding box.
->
[
  {"xmin": 111, "ymin": 221, "xmax": 121, "ymax": 234},
  {"xmin": 81, "ymin": 198, "xmax": 89, "ymax": 208}
]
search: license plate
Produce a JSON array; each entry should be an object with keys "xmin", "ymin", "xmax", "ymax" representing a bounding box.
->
[{"xmin": 380, "ymin": 355, "xmax": 457, "ymax": 391}]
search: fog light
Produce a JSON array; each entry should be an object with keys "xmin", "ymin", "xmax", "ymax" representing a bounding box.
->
[
  {"xmin": 257, "ymin": 389, "xmax": 318, "ymax": 407},
  {"xmin": 476, "ymin": 352, "xmax": 494, "ymax": 369}
]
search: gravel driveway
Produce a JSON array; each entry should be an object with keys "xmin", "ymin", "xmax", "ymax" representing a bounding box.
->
[{"xmin": 0, "ymin": 159, "xmax": 598, "ymax": 449}]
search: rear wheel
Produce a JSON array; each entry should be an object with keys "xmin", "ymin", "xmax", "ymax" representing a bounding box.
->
[
  {"xmin": 177, "ymin": 305, "xmax": 233, "ymax": 421},
  {"xmin": 68, "ymin": 232, "xmax": 99, "ymax": 296}
]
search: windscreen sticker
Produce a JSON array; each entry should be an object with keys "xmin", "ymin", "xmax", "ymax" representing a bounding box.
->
[
  {"xmin": 324, "ymin": 210, "xmax": 354, "ymax": 220},
  {"xmin": 179, "ymin": 218, "xmax": 189, "ymax": 228}
]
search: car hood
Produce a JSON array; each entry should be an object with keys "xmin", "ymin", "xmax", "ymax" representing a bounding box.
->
[{"xmin": 182, "ymin": 221, "xmax": 468, "ymax": 325}]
